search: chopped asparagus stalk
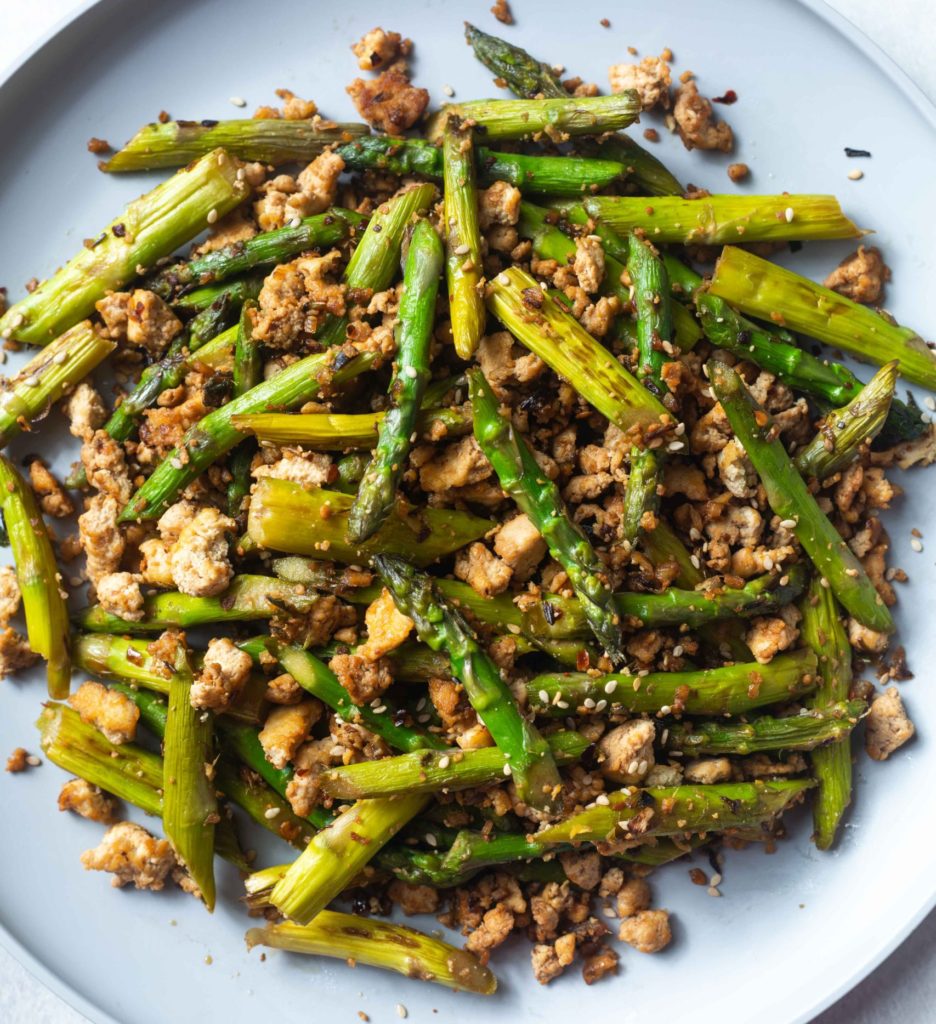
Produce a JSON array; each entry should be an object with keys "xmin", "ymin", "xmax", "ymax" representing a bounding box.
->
[
  {"xmin": 246, "ymin": 912, "xmax": 497, "ymax": 994},
  {"xmin": 0, "ymin": 455, "xmax": 70, "ymax": 697},
  {"xmin": 464, "ymin": 22, "xmax": 565, "ymax": 97},
  {"xmin": 576, "ymin": 194, "xmax": 861, "ymax": 245},
  {"xmin": 375, "ymin": 555, "xmax": 562, "ymax": 811},
  {"xmin": 73, "ymin": 633, "xmax": 176, "ymax": 692},
  {"xmin": 227, "ymin": 300, "xmax": 261, "ymax": 515},
  {"xmin": 0, "ymin": 150, "xmax": 248, "ymax": 344},
  {"xmin": 527, "ymin": 649, "xmax": 819, "ymax": 717},
  {"xmin": 587, "ymin": 134, "xmax": 684, "ymax": 197},
  {"xmin": 469, "ymin": 368, "xmax": 626, "ymax": 662},
  {"xmin": 349, "ymin": 218, "xmax": 443, "ymax": 541},
  {"xmin": 800, "ymin": 575, "xmax": 856, "ymax": 850},
  {"xmin": 247, "ymin": 479, "xmax": 492, "ymax": 566},
  {"xmin": 102, "ymin": 119, "xmax": 369, "ymax": 171},
  {"xmin": 795, "ymin": 362, "xmax": 897, "ymax": 479},
  {"xmin": 708, "ymin": 245, "xmax": 936, "ymax": 390},
  {"xmin": 708, "ymin": 359, "xmax": 894, "ymax": 633},
  {"xmin": 0, "ymin": 322, "xmax": 114, "ymax": 447},
  {"xmin": 621, "ymin": 447, "xmax": 661, "ymax": 547}
]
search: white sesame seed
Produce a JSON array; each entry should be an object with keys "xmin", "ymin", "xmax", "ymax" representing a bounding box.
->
[
  {"xmin": 667, "ymin": 440, "xmax": 685, "ymax": 452},
  {"xmin": 595, "ymin": 699, "xmax": 607, "ymax": 713},
  {"xmin": 710, "ymin": 872, "xmax": 723, "ymax": 886},
  {"xmin": 848, "ymin": 168, "xmax": 864, "ymax": 181},
  {"xmin": 52, "ymin": 351, "xmax": 68, "ymax": 365},
  {"xmin": 583, "ymin": 697, "xmax": 596, "ymax": 709},
  {"xmin": 418, "ymin": 713, "xmax": 431, "ymax": 723},
  {"xmin": 602, "ymin": 905, "xmax": 617, "ymax": 918},
  {"xmin": 207, "ymin": 208, "xmax": 219, "ymax": 225},
  {"xmin": 497, "ymin": 273, "xmax": 510, "ymax": 285},
  {"xmin": 659, "ymin": 705, "xmax": 671, "ymax": 715},
  {"xmin": 25, "ymin": 755, "xmax": 41, "ymax": 767},
  {"xmin": 442, "ymin": 84, "xmax": 455, "ymax": 97},
  {"xmin": 784, "ymin": 207, "xmax": 795, "ymax": 222},
  {"xmin": 556, "ymin": 700, "xmax": 569, "ymax": 710},
  {"xmin": 396, "ymin": 1005, "xmax": 408, "ymax": 1019},
  {"xmin": 763, "ymin": 556, "xmax": 774, "ymax": 571},
  {"xmin": 911, "ymin": 538, "xmax": 923, "ymax": 553},
  {"xmin": 264, "ymin": 806, "xmax": 281, "ymax": 819},
  {"xmin": 454, "ymin": 243, "xmax": 471, "ymax": 255},
  {"xmin": 416, "ymin": 697, "xmax": 426, "ymax": 711},
  {"xmin": 672, "ymin": 645, "xmax": 684, "ymax": 657},
  {"xmin": 425, "ymin": 833, "xmax": 438, "ymax": 846},
  {"xmin": 595, "ymin": 793, "xmax": 610, "ymax": 806},
  {"xmin": 404, "ymin": 365, "xmax": 418, "ymax": 379},
  {"xmin": 627, "ymin": 759, "xmax": 640, "ymax": 775},
  {"xmin": 10, "ymin": 312, "xmax": 25, "ymax": 329},
  {"xmin": 230, "ymin": 96, "xmax": 247, "ymax": 107},
  {"xmin": 690, "ymin": 555, "xmax": 701, "ymax": 569},
  {"xmin": 604, "ymin": 680, "xmax": 618, "ymax": 694},
  {"xmin": 287, "ymin": 216, "xmax": 302, "ymax": 228},
  {"xmin": 925, "ymin": 397, "xmax": 936, "ymax": 412},
  {"xmin": 373, "ymin": 705, "xmax": 387, "ymax": 714},
  {"xmin": 438, "ymin": 756, "xmax": 450, "ymax": 769},
  {"xmin": 539, "ymin": 689, "xmax": 549, "ymax": 703},
  {"xmin": 820, "ymin": 577, "xmax": 830, "ymax": 589},
  {"xmin": 503, "ymin": 763, "xmax": 512, "ymax": 775},
  {"xmin": 779, "ymin": 518, "xmax": 797, "ymax": 529}
]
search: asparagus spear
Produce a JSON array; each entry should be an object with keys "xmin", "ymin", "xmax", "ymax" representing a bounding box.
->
[
  {"xmin": 119, "ymin": 348, "xmax": 375, "ymax": 522},
  {"xmin": 427, "ymin": 94, "xmax": 640, "ymax": 142},
  {"xmin": 102, "ymin": 119, "xmax": 369, "ymax": 171},
  {"xmin": 707, "ymin": 359, "xmax": 894, "ymax": 633},
  {"xmin": 248, "ymin": 479, "xmax": 492, "ymax": 566},
  {"xmin": 227, "ymin": 300, "xmax": 261, "ymax": 516},
  {"xmin": 663, "ymin": 700, "xmax": 865, "ymax": 756},
  {"xmin": 163, "ymin": 644, "xmax": 217, "ymax": 910},
  {"xmin": 246, "ymin": 912, "xmax": 497, "ymax": 994},
  {"xmin": 322, "ymin": 731, "xmax": 591, "ymax": 799},
  {"xmin": 587, "ymin": 134, "xmax": 684, "ymax": 197},
  {"xmin": 620, "ymin": 447, "xmax": 661, "ymax": 547},
  {"xmin": 708, "ymin": 246, "xmax": 936, "ymax": 390},
  {"xmin": 0, "ymin": 150, "xmax": 248, "ymax": 345},
  {"xmin": 442, "ymin": 119, "xmax": 486, "ymax": 359},
  {"xmin": 171, "ymin": 275, "xmax": 265, "ymax": 317},
  {"xmin": 487, "ymin": 266, "xmax": 671, "ymax": 434},
  {"xmin": 264, "ymin": 794, "xmax": 429, "ymax": 924},
  {"xmin": 73, "ymin": 633, "xmax": 176, "ymax": 692},
  {"xmin": 148, "ymin": 209, "xmax": 366, "ymax": 296},
  {"xmin": 795, "ymin": 362, "xmax": 897, "ymax": 479},
  {"xmin": 576, "ymin": 194, "xmax": 861, "ymax": 245},
  {"xmin": 464, "ymin": 22, "xmax": 564, "ymax": 97},
  {"xmin": 375, "ymin": 555, "xmax": 562, "ymax": 811},
  {"xmin": 534, "ymin": 780, "xmax": 815, "ymax": 844},
  {"xmin": 349, "ymin": 219, "xmax": 443, "ymax": 541},
  {"xmin": 527, "ymin": 648, "xmax": 819, "ymax": 717},
  {"xmin": 0, "ymin": 322, "xmax": 114, "ymax": 447},
  {"xmin": 469, "ymin": 368, "xmax": 626, "ymax": 663},
  {"xmin": 0, "ymin": 455, "xmax": 70, "ymax": 697},
  {"xmin": 800, "ymin": 575, "xmax": 856, "ymax": 850},
  {"xmin": 274, "ymin": 643, "xmax": 448, "ymax": 753}
]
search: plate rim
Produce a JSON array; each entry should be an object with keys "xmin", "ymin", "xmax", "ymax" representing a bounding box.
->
[{"xmin": 0, "ymin": 2, "xmax": 933, "ymax": 1022}]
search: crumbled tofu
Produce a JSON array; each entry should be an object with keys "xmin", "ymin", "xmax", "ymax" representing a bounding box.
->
[
  {"xmin": 63, "ymin": 382, "xmax": 107, "ymax": 441},
  {"xmin": 191, "ymin": 637, "xmax": 253, "ymax": 711},
  {"xmin": 275, "ymin": 87, "xmax": 318, "ymax": 120},
  {"xmin": 351, "ymin": 27, "xmax": 410, "ymax": 71},
  {"xmin": 252, "ymin": 251, "xmax": 346, "ymax": 347},
  {"xmin": 824, "ymin": 245, "xmax": 891, "ymax": 305},
  {"xmin": 684, "ymin": 757, "xmax": 733, "ymax": 784},
  {"xmin": 259, "ymin": 700, "xmax": 322, "ymax": 769},
  {"xmin": 596, "ymin": 720, "xmax": 655, "ymax": 784},
  {"xmin": 608, "ymin": 56, "xmax": 671, "ymax": 110},
  {"xmin": 0, "ymin": 566, "xmax": 21, "ymax": 627},
  {"xmin": 419, "ymin": 435, "xmax": 492, "ymax": 492},
  {"xmin": 169, "ymin": 507, "xmax": 235, "ymax": 598},
  {"xmin": 558, "ymin": 850, "xmax": 602, "ymax": 890},
  {"xmin": 616, "ymin": 877, "xmax": 652, "ymax": 918},
  {"xmin": 138, "ymin": 537, "xmax": 175, "ymax": 587},
  {"xmin": 6, "ymin": 747, "xmax": 29, "ymax": 772},
  {"xmin": 357, "ymin": 588, "xmax": 414, "ymax": 662},
  {"xmin": 265, "ymin": 672, "xmax": 303, "ymax": 705},
  {"xmin": 618, "ymin": 909, "xmax": 672, "ymax": 953},
  {"xmin": 455, "ymin": 542, "xmax": 513, "ymax": 598},
  {"xmin": 69, "ymin": 681, "xmax": 140, "ymax": 745},
  {"xmin": 727, "ymin": 162, "xmax": 750, "ymax": 183},
  {"xmin": 0, "ymin": 627, "xmax": 39, "ymax": 676},
  {"xmin": 80, "ymin": 430, "xmax": 132, "ymax": 503},
  {"xmin": 80, "ymin": 821, "xmax": 177, "ymax": 890},
  {"xmin": 95, "ymin": 572, "xmax": 145, "ymax": 622},
  {"xmin": 477, "ymin": 332, "xmax": 546, "ymax": 397},
  {"xmin": 673, "ymin": 81, "xmax": 733, "ymax": 152},
  {"xmin": 865, "ymin": 687, "xmax": 915, "ymax": 761},
  {"xmin": 465, "ymin": 904, "xmax": 516, "ymax": 955},
  {"xmin": 582, "ymin": 946, "xmax": 619, "ymax": 985},
  {"xmin": 717, "ymin": 438, "xmax": 757, "ymax": 498},
  {"xmin": 329, "ymin": 652, "xmax": 393, "ymax": 706},
  {"xmin": 192, "ymin": 206, "xmax": 257, "ymax": 254},
  {"xmin": 573, "ymin": 235, "xmax": 606, "ymax": 295},
  {"xmin": 254, "ymin": 152, "xmax": 345, "ymax": 232},
  {"xmin": 493, "ymin": 515, "xmax": 547, "ymax": 583},
  {"xmin": 531, "ymin": 941, "xmax": 571, "ymax": 985},
  {"xmin": 847, "ymin": 617, "xmax": 890, "ymax": 654},
  {"xmin": 387, "ymin": 880, "xmax": 440, "ymax": 915},
  {"xmin": 346, "ymin": 69, "xmax": 429, "ymax": 134},
  {"xmin": 478, "ymin": 181, "xmax": 522, "ymax": 230},
  {"xmin": 58, "ymin": 778, "xmax": 118, "ymax": 823},
  {"xmin": 28, "ymin": 459, "xmax": 74, "ymax": 518},
  {"xmin": 252, "ymin": 451, "xmax": 334, "ymax": 489},
  {"xmin": 745, "ymin": 606, "xmax": 801, "ymax": 665},
  {"xmin": 96, "ymin": 290, "xmax": 182, "ymax": 357}
]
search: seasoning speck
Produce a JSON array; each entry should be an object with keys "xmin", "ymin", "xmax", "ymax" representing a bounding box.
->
[
  {"xmin": 264, "ymin": 806, "xmax": 281, "ymax": 819},
  {"xmin": 848, "ymin": 169, "xmax": 864, "ymax": 181},
  {"xmin": 396, "ymin": 1005, "xmax": 408, "ymax": 1020},
  {"xmin": 910, "ymin": 538, "xmax": 923, "ymax": 553},
  {"xmin": 206, "ymin": 208, "xmax": 219, "ymax": 225},
  {"xmin": 844, "ymin": 147, "xmax": 872, "ymax": 157},
  {"xmin": 442, "ymin": 84, "xmax": 455, "ymax": 97},
  {"xmin": 784, "ymin": 206, "xmax": 795, "ymax": 223},
  {"xmin": 230, "ymin": 96, "xmax": 247, "ymax": 107}
]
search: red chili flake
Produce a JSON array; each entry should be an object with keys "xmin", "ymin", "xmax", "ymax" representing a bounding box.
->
[
  {"xmin": 689, "ymin": 868, "xmax": 708, "ymax": 886},
  {"xmin": 711, "ymin": 89, "xmax": 738, "ymax": 104},
  {"xmin": 576, "ymin": 648, "xmax": 591, "ymax": 671}
]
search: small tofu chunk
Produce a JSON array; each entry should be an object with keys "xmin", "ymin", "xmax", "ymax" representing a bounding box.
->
[
  {"xmin": 80, "ymin": 821, "xmax": 176, "ymax": 890},
  {"xmin": 191, "ymin": 637, "xmax": 253, "ymax": 711},
  {"xmin": 357, "ymin": 588, "xmax": 414, "ymax": 662},
  {"xmin": 69, "ymin": 681, "xmax": 140, "ymax": 745},
  {"xmin": 493, "ymin": 515, "xmax": 546, "ymax": 583},
  {"xmin": 259, "ymin": 700, "xmax": 322, "ymax": 769},
  {"xmin": 618, "ymin": 909, "xmax": 672, "ymax": 953},
  {"xmin": 597, "ymin": 720, "xmax": 655, "ymax": 784},
  {"xmin": 454, "ymin": 542, "xmax": 513, "ymax": 598},
  {"xmin": 58, "ymin": 778, "xmax": 118, "ymax": 823},
  {"xmin": 865, "ymin": 687, "xmax": 915, "ymax": 761}
]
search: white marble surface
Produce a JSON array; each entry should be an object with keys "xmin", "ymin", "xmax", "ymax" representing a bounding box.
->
[{"xmin": 0, "ymin": 1, "xmax": 933, "ymax": 1021}]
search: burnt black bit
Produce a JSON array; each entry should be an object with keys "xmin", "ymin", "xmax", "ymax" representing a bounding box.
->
[
  {"xmin": 200, "ymin": 119, "xmax": 219, "ymax": 128},
  {"xmin": 737, "ymin": 329, "xmax": 751, "ymax": 346},
  {"xmin": 521, "ymin": 287, "xmax": 544, "ymax": 309},
  {"xmin": 707, "ymin": 846, "xmax": 722, "ymax": 876},
  {"xmin": 332, "ymin": 348, "xmax": 353, "ymax": 371},
  {"xmin": 203, "ymin": 375, "xmax": 234, "ymax": 407},
  {"xmin": 112, "ymin": 223, "xmax": 127, "ymax": 238},
  {"xmin": 711, "ymin": 89, "xmax": 737, "ymax": 104},
  {"xmin": 789, "ymin": 241, "xmax": 803, "ymax": 253},
  {"xmin": 844, "ymin": 147, "xmax": 872, "ymax": 158},
  {"xmin": 541, "ymin": 600, "xmax": 558, "ymax": 626},
  {"xmin": 724, "ymin": 797, "xmax": 742, "ymax": 815},
  {"xmin": 372, "ymin": 223, "xmax": 382, "ymax": 233}
]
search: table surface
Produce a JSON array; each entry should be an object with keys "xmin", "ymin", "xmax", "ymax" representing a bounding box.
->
[{"xmin": 0, "ymin": 0, "xmax": 933, "ymax": 1021}]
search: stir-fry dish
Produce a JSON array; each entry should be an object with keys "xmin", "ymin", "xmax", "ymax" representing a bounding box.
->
[{"xmin": 1, "ymin": 18, "xmax": 928, "ymax": 994}]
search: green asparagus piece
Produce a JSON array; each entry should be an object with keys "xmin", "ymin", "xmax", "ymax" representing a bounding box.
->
[
  {"xmin": 795, "ymin": 362, "xmax": 897, "ymax": 479},
  {"xmin": 469, "ymin": 368, "xmax": 625, "ymax": 663},
  {"xmin": 0, "ymin": 455, "xmax": 70, "ymax": 697},
  {"xmin": 641, "ymin": 519, "xmax": 703, "ymax": 587},
  {"xmin": 163, "ymin": 647, "xmax": 217, "ymax": 910},
  {"xmin": 227, "ymin": 300, "xmax": 262, "ymax": 516},
  {"xmin": 0, "ymin": 150, "xmax": 248, "ymax": 344},
  {"xmin": 629, "ymin": 234, "xmax": 672, "ymax": 393},
  {"xmin": 442, "ymin": 119, "xmax": 486, "ymax": 359},
  {"xmin": 265, "ymin": 794, "xmax": 428, "ymax": 924},
  {"xmin": 427, "ymin": 94, "xmax": 640, "ymax": 142},
  {"xmin": 487, "ymin": 265, "xmax": 671, "ymax": 434},
  {"xmin": 375, "ymin": 555, "xmax": 562, "ymax": 810},
  {"xmin": 708, "ymin": 246, "xmax": 936, "ymax": 390},
  {"xmin": 73, "ymin": 633, "xmax": 175, "ymax": 693},
  {"xmin": 248, "ymin": 479, "xmax": 492, "ymax": 566},
  {"xmin": 464, "ymin": 22, "xmax": 564, "ymax": 97},
  {"xmin": 577, "ymin": 194, "xmax": 861, "ymax": 245},
  {"xmin": 800, "ymin": 575, "xmax": 855, "ymax": 850},
  {"xmin": 105, "ymin": 681, "xmax": 169, "ymax": 735},
  {"xmin": 322, "ymin": 731, "xmax": 590, "ymax": 799},
  {"xmin": 102, "ymin": 119, "xmax": 368, "ymax": 171},
  {"xmin": 171, "ymin": 275, "xmax": 264, "ymax": 317},
  {"xmin": 349, "ymin": 219, "xmax": 443, "ymax": 541},
  {"xmin": 275, "ymin": 643, "xmax": 448, "ymax": 753},
  {"xmin": 708, "ymin": 359, "xmax": 893, "ymax": 633},
  {"xmin": 0, "ymin": 323, "xmax": 114, "ymax": 448},
  {"xmin": 534, "ymin": 780, "xmax": 815, "ymax": 844},
  {"xmin": 587, "ymin": 134, "xmax": 684, "ymax": 197},
  {"xmin": 664, "ymin": 700, "xmax": 865, "ymax": 756},
  {"xmin": 246, "ymin": 911, "xmax": 497, "ymax": 993},
  {"xmin": 527, "ymin": 648, "xmax": 819, "ymax": 717},
  {"xmin": 119, "ymin": 348, "xmax": 375, "ymax": 522},
  {"xmin": 149, "ymin": 209, "xmax": 366, "ymax": 296},
  {"xmin": 620, "ymin": 447, "xmax": 661, "ymax": 547}
]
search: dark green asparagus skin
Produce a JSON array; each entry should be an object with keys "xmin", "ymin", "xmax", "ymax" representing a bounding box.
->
[
  {"xmin": 469, "ymin": 368, "xmax": 626, "ymax": 664},
  {"xmin": 800, "ymin": 575, "xmax": 856, "ymax": 850},
  {"xmin": 708, "ymin": 360, "xmax": 894, "ymax": 633},
  {"xmin": 227, "ymin": 301, "xmax": 261, "ymax": 516},
  {"xmin": 464, "ymin": 22, "xmax": 565, "ymax": 98},
  {"xmin": 620, "ymin": 446, "xmax": 661, "ymax": 547},
  {"xmin": 374, "ymin": 555, "xmax": 561, "ymax": 811},
  {"xmin": 629, "ymin": 234, "xmax": 672, "ymax": 395},
  {"xmin": 149, "ymin": 209, "xmax": 366, "ymax": 297},
  {"xmin": 171, "ymin": 275, "xmax": 264, "ymax": 317},
  {"xmin": 587, "ymin": 134, "xmax": 685, "ymax": 197},
  {"xmin": 348, "ymin": 218, "xmax": 443, "ymax": 542}
]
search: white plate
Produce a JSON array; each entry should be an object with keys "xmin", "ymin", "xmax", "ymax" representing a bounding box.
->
[{"xmin": 0, "ymin": 1, "xmax": 933, "ymax": 1022}]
